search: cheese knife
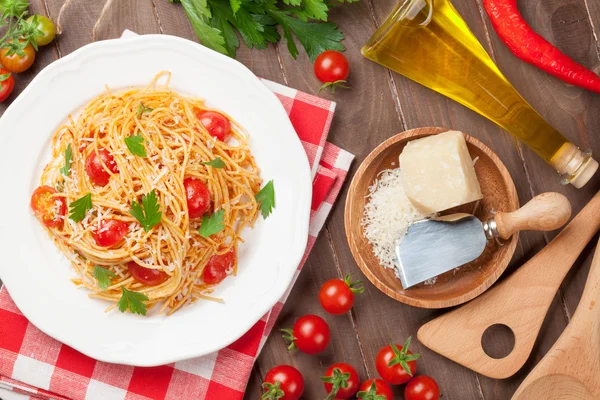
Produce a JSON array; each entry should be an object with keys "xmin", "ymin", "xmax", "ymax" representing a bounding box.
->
[{"xmin": 395, "ymin": 192, "xmax": 571, "ymax": 289}]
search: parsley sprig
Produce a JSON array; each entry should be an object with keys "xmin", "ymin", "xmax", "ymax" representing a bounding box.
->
[
  {"xmin": 124, "ymin": 133, "xmax": 147, "ymax": 157},
  {"xmin": 93, "ymin": 266, "xmax": 116, "ymax": 291},
  {"xmin": 60, "ymin": 144, "xmax": 72, "ymax": 176},
  {"xmin": 129, "ymin": 190, "xmax": 162, "ymax": 231},
  {"xmin": 117, "ymin": 286, "xmax": 148, "ymax": 315},
  {"xmin": 201, "ymin": 157, "xmax": 225, "ymax": 168},
  {"xmin": 198, "ymin": 209, "xmax": 225, "ymax": 237},
  {"xmin": 255, "ymin": 180, "xmax": 275, "ymax": 218},
  {"xmin": 69, "ymin": 193, "xmax": 93, "ymax": 222},
  {"xmin": 170, "ymin": 0, "xmax": 358, "ymax": 61}
]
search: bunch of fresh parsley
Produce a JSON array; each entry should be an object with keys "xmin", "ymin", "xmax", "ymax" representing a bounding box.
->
[{"xmin": 169, "ymin": 0, "xmax": 358, "ymax": 61}]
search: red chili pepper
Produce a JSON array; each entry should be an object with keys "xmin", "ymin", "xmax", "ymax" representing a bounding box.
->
[{"xmin": 483, "ymin": 0, "xmax": 600, "ymax": 94}]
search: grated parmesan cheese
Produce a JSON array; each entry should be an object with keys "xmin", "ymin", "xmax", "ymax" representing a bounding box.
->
[{"xmin": 361, "ymin": 168, "xmax": 425, "ymax": 272}]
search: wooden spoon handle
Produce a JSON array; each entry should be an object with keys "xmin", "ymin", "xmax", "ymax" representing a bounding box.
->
[{"xmin": 493, "ymin": 192, "xmax": 571, "ymax": 240}]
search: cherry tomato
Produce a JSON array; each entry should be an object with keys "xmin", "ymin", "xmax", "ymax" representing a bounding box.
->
[
  {"xmin": 357, "ymin": 379, "xmax": 394, "ymax": 400},
  {"xmin": 322, "ymin": 363, "xmax": 360, "ymax": 399},
  {"xmin": 85, "ymin": 147, "xmax": 119, "ymax": 186},
  {"xmin": 196, "ymin": 110, "xmax": 231, "ymax": 141},
  {"xmin": 127, "ymin": 261, "xmax": 168, "ymax": 286},
  {"xmin": 0, "ymin": 69, "xmax": 14, "ymax": 102},
  {"xmin": 0, "ymin": 41, "xmax": 35, "ymax": 73},
  {"xmin": 262, "ymin": 365, "xmax": 304, "ymax": 400},
  {"xmin": 26, "ymin": 15, "xmax": 56, "ymax": 46},
  {"xmin": 30, "ymin": 185, "xmax": 66, "ymax": 228},
  {"xmin": 405, "ymin": 376, "xmax": 440, "ymax": 400},
  {"xmin": 319, "ymin": 274, "xmax": 363, "ymax": 315},
  {"xmin": 314, "ymin": 50, "xmax": 350, "ymax": 93},
  {"xmin": 203, "ymin": 248, "xmax": 235, "ymax": 285},
  {"xmin": 376, "ymin": 337, "xmax": 421, "ymax": 385},
  {"xmin": 282, "ymin": 314, "xmax": 330, "ymax": 355},
  {"xmin": 93, "ymin": 219, "xmax": 129, "ymax": 247},
  {"xmin": 184, "ymin": 177, "xmax": 211, "ymax": 219}
]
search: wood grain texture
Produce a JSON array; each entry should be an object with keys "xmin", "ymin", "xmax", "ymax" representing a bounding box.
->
[
  {"xmin": 419, "ymin": 190, "xmax": 600, "ymax": 379},
  {"xmin": 0, "ymin": 0, "xmax": 596, "ymax": 399},
  {"xmin": 345, "ymin": 127, "xmax": 520, "ymax": 308},
  {"xmin": 512, "ymin": 236, "xmax": 600, "ymax": 400}
]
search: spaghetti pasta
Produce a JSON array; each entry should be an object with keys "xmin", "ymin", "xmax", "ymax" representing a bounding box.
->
[{"xmin": 32, "ymin": 71, "xmax": 263, "ymax": 315}]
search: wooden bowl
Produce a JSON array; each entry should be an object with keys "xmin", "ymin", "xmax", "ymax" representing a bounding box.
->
[{"xmin": 345, "ymin": 127, "xmax": 519, "ymax": 308}]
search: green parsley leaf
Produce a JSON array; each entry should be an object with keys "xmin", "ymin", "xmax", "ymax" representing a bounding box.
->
[
  {"xmin": 124, "ymin": 133, "xmax": 147, "ymax": 157},
  {"xmin": 255, "ymin": 180, "xmax": 275, "ymax": 218},
  {"xmin": 129, "ymin": 190, "xmax": 162, "ymax": 231},
  {"xmin": 198, "ymin": 209, "xmax": 225, "ymax": 237},
  {"xmin": 209, "ymin": 1, "xmax": 266, "ymax": 50},
  {"xmin": 201, "ymin": 157, "xmax": 225, "ymax": 168},
  {"xmin": 136, "ymin": 102, "xmax": 153, "ymax": 118},
  {"xmin": 294, "ymin": 0, "xmax": 328, "ymax": 22},
  {"xmin": 210, "ymin": 1, "xmax": 239, "ymax": 57},
  {"xmin": 93, "ymin": 266, "xmax": 116, "ymax": 291},
  {"xmin": 117, "ymin": 286, "xmax": 148, "ymax": 315},
  {"xmin": 69, "ymin": 193, "xmax": 93, "ymax": 222},
  {"xmin": 180, "ymin": 0, "xmax": 228, "ymax": 55},
  {"xmin": 229, "ymin": 0, "xmax": 241, "ymax": 13},
  {"xmin": 60, "ymin": 144, "xmax": 72, "ymax": 176}
]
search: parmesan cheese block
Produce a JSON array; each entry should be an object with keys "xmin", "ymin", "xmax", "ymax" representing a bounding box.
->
[{"xmin": 399, "ymin": 131, "xmax": 483, "ymax": 214}]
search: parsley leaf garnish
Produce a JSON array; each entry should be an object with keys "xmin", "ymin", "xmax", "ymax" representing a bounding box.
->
[
  {"xmin": 93, "ymin": 266, "xmax": 116, "ymax": 291},
  {"xmin": 255, "ymin": 180, "xmax": 275, "ymax": 218},
  {"xmin": 198, "ymin": 209, "xmax": 225, "ymax": 237},
  {"xmin": 201, "ymin": 157, "xmax": 225, "ymax": 168},
  {"xmin": 69, "ymin": 193, "xmax": 93, "ymax": 222},
  {"xmin": 117, "ymin": 286, "xmax": 148, "ymax": 315},
  {"xmin": 171, "ymin": 0, "xmax": 349, "ymax": 61},
  {"xmin": 124, "ymin": 133, "xmax": 147, "ymax": 157},
  {"xmin": 136, "ymin": 102, "xmax": 153, "ymax": 118},
  {"xmin": 129, "ymin": 190, "xmax": 162, "ymax": 231},
  {"xmin": 60, "ymin": 144, "xmax": 72, "ymax": 176}
]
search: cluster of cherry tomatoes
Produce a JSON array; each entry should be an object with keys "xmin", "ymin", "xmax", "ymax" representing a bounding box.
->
[
  {"xmin": 261, "ymin": 275, "xmax": 441, "ymax": 400},
  {"xmin": 0, "ymin": 14, "xmax": 56, "ymax": 102}
]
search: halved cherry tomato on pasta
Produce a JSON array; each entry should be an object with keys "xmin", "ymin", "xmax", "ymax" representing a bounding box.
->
[
  {"xmin": 203, "ymin": 248, "xmax": 235, "ymax": 285},
  {"xmin": 0, "ymin": 41, "xmax": 35, "ymax": 73},
  {"xmin": 86, "ymin": 147, "xmax": 119, "ymax": 186},
  {"xmin": 93, "ymin": 219, "xmax": 129, "ymax": 247},
  {"xmin": 184, "ymin": 177, "xmax": 211, "ymax": 219},
  {"xmin": 196, "ymin": 111, "xmax": 231, "ymax": 141},
  {"xmin": 127, "ymin": 261, "xmax": 168, "ymax": 286},
  {"xmin": 0, "ymin": 69, "xmax": 14, "ymax": 102},
  {"xmin": 30, "ymin": 186, "xmax": 66, "ymax": 228},
  {"xmin": 358, "ymin": 379, "xmax": 394, "ymax": 400}
]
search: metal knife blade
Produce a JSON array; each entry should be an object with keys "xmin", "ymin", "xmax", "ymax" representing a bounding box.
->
[{"xmin": 395, "ymin": 215, "xmax": 487, "ymax": 289}]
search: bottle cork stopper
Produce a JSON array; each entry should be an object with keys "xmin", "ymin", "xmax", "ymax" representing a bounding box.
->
[{"xmin": 550, "ymin": 143, "xmax": 598, "ymax": 188}]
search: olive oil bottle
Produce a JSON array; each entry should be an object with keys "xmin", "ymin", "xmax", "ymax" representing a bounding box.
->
[{"xmin": 362, "ymin": 0, "xmax": 597, "ymax": 187}]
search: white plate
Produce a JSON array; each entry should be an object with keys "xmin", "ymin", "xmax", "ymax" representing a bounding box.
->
[{"xmin": 0, "ymin": 35, "xmax": 311, "ymax": 366}]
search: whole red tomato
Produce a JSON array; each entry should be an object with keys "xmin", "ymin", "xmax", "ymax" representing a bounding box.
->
[
  {"xmin": 314, "ymin": 50, "xmax": 350, "ymax": 93},
  {"xmin": 357, "ymin": 379, "xmax": 394, "ymax": 400},
  {"xmin": 376, "ymin": 336, "xmax": 420, "ymax": 385},
  {"xmin": 319, "ymin": 274, "xmax": 363, "ymax": 315},
  {"xmin": 282, "ymin": 314, "xmax": 330, "ymax": 355},
  {"xmin": 262, "ymin": 365, "xmax": 304, "ymax": 400},
  {"xmin": 322, "ymin": 362, "xmax": 360, "ymax": 399},
  {"xmin": 0, "ymin": 69, "xmax": 14, "ymax": 102},
  {"xmin": 405, "ymin": 375, "xmax": 440, "ymax": 400}
]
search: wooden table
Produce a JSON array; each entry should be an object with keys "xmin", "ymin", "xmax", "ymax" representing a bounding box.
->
[{"xmin": 2, "ymin": 0, "xmax": 599, "ymax": 399}]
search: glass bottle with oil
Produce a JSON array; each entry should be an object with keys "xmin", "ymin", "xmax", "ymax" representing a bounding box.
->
[{"xmin": 362, "ymin": 0, "xmax": 597, "ymax": 188}]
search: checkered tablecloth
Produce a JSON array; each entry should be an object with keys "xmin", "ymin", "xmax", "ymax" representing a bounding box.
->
[{"xmin": 0, "ymin": 37, "xmax": 354, "ymax": 400}]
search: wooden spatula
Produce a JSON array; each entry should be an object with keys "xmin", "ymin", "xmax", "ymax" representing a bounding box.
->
[
  {"xmin": 512, "ymin": 237, "xmax": 600, "ymax": 400},
  {"xmin": 418, "ymin": 190, "xmax": 600, "ymax": 379}
]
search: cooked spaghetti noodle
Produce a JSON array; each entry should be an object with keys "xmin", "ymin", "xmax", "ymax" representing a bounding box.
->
[{"xmin": 34, "ymin": 71, "xmax": 262, "ymax": 315}]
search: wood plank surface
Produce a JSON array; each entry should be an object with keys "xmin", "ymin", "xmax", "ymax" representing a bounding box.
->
[{"xmin": 0, "ymin": 0, "xmax": 599, "ymax": 399}]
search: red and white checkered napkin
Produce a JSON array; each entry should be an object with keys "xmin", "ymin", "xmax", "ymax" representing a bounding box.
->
[{"xmin": 0, "ymin": 77, "xmax": 354, "ymax": 399}]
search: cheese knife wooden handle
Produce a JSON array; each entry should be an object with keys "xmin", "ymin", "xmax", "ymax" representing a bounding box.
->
[{"xmin": 487, "ymin": 192, "xmax": 572, "ymax": 240}]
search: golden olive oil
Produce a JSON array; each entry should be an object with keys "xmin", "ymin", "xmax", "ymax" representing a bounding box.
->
[{"xmin": 362, "ymin": 0, "xmax": 572, "ymax": 167}]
